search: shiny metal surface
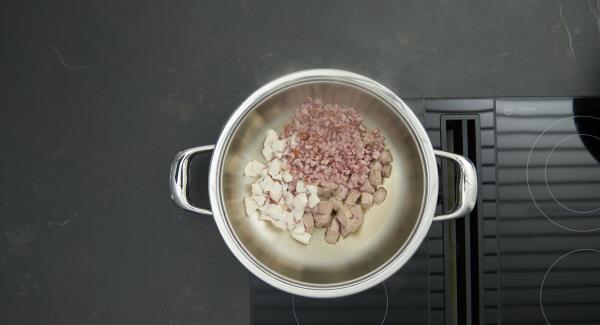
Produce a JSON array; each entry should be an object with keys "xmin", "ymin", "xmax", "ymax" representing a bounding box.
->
[
  {"xmin": 170, "ymin": 145, "xmax": 215, "ymax": 215},
  {"xmin": 171, "ymin": 69, "xmax": 477, "ymax": 298},
  {"xmin": 432, "ymin": 150, "xmax": 478, "ymax": 222}
]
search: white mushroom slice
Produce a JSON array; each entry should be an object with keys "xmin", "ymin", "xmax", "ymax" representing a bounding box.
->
[
  {"xmin": 283, "ymin": 191, "xmax": 295, "ymax": 206},
  {"xmin": 306, "ymin": 184, "xmax": 320, "ymax": 208},
  {"xmin": 292, "ymin": 208, "xmax": 305, "ymax": 221},
  {"xmin": 244, "ymin": 197, "xmax": 259, "ymax": 218},
  {"xmin": 291, "ymin": 231, "xmax": 311, "ymax": 244},
  {"xmin": 292, "ymin": 221, "xmax": 305, "ymax": 235},
  {"xmin": 268, "ymin": 182, "xmax": 283, "ymax": 202},
  {"xmin": 252, "ymin": 195, "xmax": 266, "ymax": 206},
  {"xmin": 296, "ymin": 180, "xmax": 307, "ymax": 193},
  {"xmin": 259, "ymin": 176, "xmax": 275, "ymax": 192},
  {"xmin": 272, "ymin": 139, "xmax": 286, "ymax": 153},
  {"xmin": 251, "ymin": 182, "xmax": 263, "ymax": 196},
  {"xmin": 244, "ymin": 160, "xmax": 265, "ymax": 177},
  {"xmin": 262, "ymin": 147, "xmax": 274, "ymax": 161},
  {"xmin": 274, "ymin": 151, "xmax": 283, "ymax": 159},
  {"xmin": 258, "ymin": 204, "xmax": 286, "ymax": 229},
  {"xmin": 292, "ymin": 193, "xmax": 308, "ymax": 210},
  {"xmin": 282, "ymin": 171, "xmax": 293, "ymax": 183},
  {"xmin": 268, "ymin": 159, "xmax": 283, "ymax": 180},
  {"xmin": 285, "ymin": 211, "xmax": 296, "ymax": 230},
  {"xmin": 308, "ymin": 195, "xmax": 320, "ymax": 208},
  {"xmin": 264, "ymin": 129, "xmax": 278, "ymax": 149}
]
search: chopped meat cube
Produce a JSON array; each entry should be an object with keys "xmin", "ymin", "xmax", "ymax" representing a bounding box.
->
[
  {"xmin": 360, "ymin": 192, "xmax": 373, "ymax": 209},
  {"xmin": 360, "ymin": 181, "xmax": 375, "ymax": 193},
  {"xmin": 369, "ymin": 169, "xmax": 383, "ymax": 186},
  {"xmin": 316, "ymin": 200, "xmax": 334, "ymax": 215},
  {"xmin": 313, "ymin": 213, "xmax": 332, "ymax": 228},
  {"xmin": 373, "ymin": 187, "xmax": 387, "ymax": 205},
  {"xmin": 325, "ymin": 219, "xmax": 341, "ymax": 244},
  {"xmin": 382, "ymin": 164, "xmax": 392, "ymax": 178},
  {"xmin": 380, "ymin": 150, "xmax": 393, "ymax": 165},
  {"xmin": 345, "ymin": 189, "xmax": 361, "ymax": 205},
  {"xmin": 336, "ymin": 205, "xmax": 351, "ymax": 228},
  {"xmin": 335, "ymin": 185, "xmax": 349, "ymax": 200},
  {"xmin": 318, "ymin": 181, "xmax": 338, "ymax": 198},
  {"xmin": 370, "ymin": 160, "xmax": 382, "ymax": 171},
  {"xmin": 341, "ymin": 205, "xmax": 365, "ymax": 236},
  {"xmin": 330, "ymin": 198, "xmax": 342, "ymax": 211},
  {"xmin": 303, "ymin": 212, "xmax": 315, "ymax": 234}
]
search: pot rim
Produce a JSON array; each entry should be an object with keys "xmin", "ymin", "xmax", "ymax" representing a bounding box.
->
[{"xmin": 208, "ymin": 69, "xmax": 439, "ymax": 298}]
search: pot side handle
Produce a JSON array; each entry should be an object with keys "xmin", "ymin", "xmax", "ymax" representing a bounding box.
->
[
  {"xmin": 432, "ymin": 150, "xmax": 478, "ymax": 222},
  {"xmin": 169, "ymin": 145, "xmax": 215, "ymax": 215}
]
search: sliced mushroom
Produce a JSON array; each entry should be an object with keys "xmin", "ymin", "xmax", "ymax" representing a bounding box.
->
[
  {"xmin": 282, "ymin": 170, "xmax": 293, "ymax": 183},
  {"xmin": 373, "ymin": 187, "xmax": 387, "ymax": 205},
  {"xmin": 244, "ymin": 160, "xmax": 266, "ymax": 177},
  {"xmin": 380, "ymin": 150, "xmax": 393, "ymax": 165},
  {"xmin": 306, "ymin": 185, "xmax": 320, "ymax": 208},
  {"xmin": 296, "ymin": 180, "xmax": 307, "ymax": 193},
  {"xmin": 292, "ymin": 193, "xmax": 308, "ymax": 210},
  {"xmin": 324, "ymin": 219, "xmax": 341, "ymax": 244},
  {"xmin": 268, "ymin": 159, "xmax": 283, "ymax": 180},
  {"xmin": 345, "ymin": 189, "xmax": 361, "ymax": 205},
  {"xmin": 244, "ymin": 197, "xmax": 259, "ymax": 218},
  {"xmin": 291, "ymin": 231, "xmax": 311, "ymax": 244}
]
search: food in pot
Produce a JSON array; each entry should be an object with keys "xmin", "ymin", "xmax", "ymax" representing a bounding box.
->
[{"xmin": 244, "ymin": 98, "xmax": 392, "ymax": 244}]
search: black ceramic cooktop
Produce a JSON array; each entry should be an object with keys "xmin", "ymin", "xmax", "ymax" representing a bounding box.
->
[{"xmin": 250, "ymin": 98, "xmax": 600, "ymax": 325}]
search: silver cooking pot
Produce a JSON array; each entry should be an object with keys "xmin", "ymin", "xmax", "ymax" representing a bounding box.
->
[{"xmin": 169, "ymin": 69, "xmax": 477, "ymax": 298}]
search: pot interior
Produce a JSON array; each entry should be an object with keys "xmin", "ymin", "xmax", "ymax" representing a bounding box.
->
[{"xmin": 218, "ymin": 81, "xmax": 427, "ymax": 286}]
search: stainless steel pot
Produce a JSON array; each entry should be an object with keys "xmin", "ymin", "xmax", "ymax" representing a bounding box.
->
[{"xmin": 169, "ymin": 69, "xmax": 477, "ymax": 298}]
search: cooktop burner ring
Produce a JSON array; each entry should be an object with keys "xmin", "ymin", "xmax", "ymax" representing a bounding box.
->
[
  {"xmin": 527, "ymin": 115, "xmax": 600, "ymax": 232},
  {"xmin": 291, "ymin": 282, "xmax": 389, "ymax": 325},
  {"xmin": 539, "ymin": 248, "xmax": 600, "ymax": 325},
  {"xmin": 544, "ymin": 133, "xmax": 600, "ymax": 214}
]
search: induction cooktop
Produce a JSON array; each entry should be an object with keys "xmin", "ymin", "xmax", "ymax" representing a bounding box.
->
[{"xmin": 249, "ymin": 97, "xmax": 600, "ymax": 325}]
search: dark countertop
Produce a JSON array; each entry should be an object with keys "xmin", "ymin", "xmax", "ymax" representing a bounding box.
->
[{"xmin": 1, "ymin": 1, "xmax": 599, "ymax": 324}]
